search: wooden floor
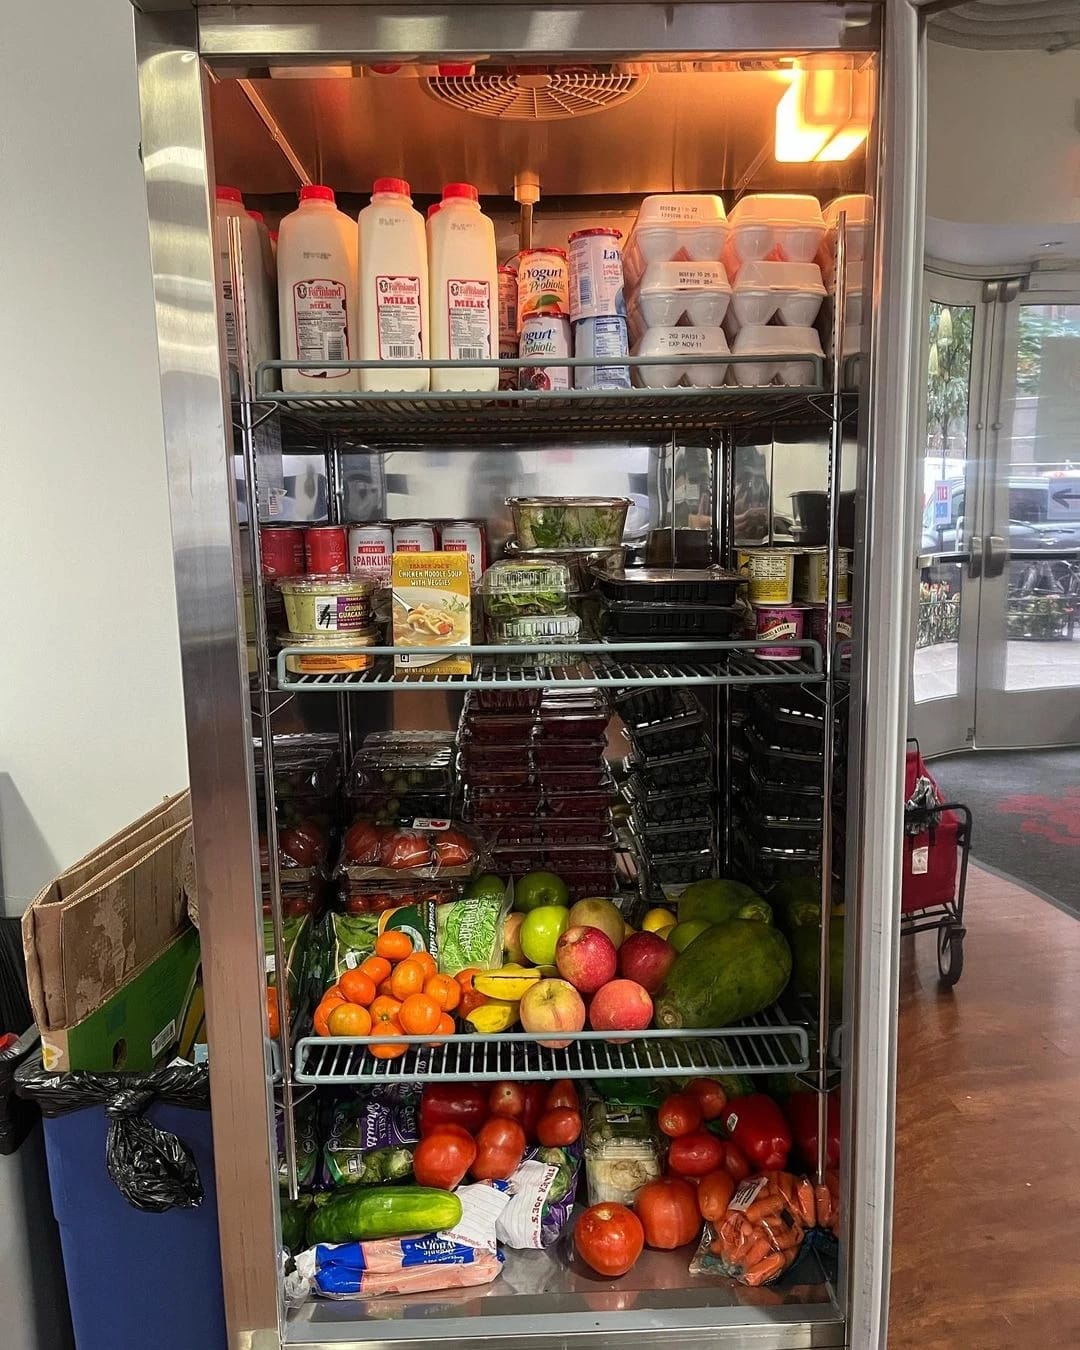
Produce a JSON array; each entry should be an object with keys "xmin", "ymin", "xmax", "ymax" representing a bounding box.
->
[{"xmin": 889, "ymin": 865, "xmax": 1080, "ymax": 1349}]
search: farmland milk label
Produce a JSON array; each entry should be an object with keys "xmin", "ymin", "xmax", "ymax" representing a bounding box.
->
[
  {"xmin": 293, "ymin": 277, "xmax": 350, "ymax": 376},
  {"xmin": 446, "ymin": 279, "xmax": 492, "ymax": 361},
  {"xmin": 375, "ymin": 274, "xmax": 423, "ymax": 360}
]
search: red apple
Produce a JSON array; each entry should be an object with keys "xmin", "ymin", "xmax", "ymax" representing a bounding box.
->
[
  {"xmin": 619, "ymin": 931, "xmax": 676, "ymax": 994},
  {"xmin": 555, "ymin": 925, "xmax": 618, "ymax": 994},
  {"xmin": 503, "ymin": 912, "xmax": 527, "ymax": 964},
  {"xmin": 519, "ymin": 978, "xmax": 587, "ymax": 1050},
  {"xmin": 589, "ymin": 979, "xmax": 653, "ymax": 1038}
]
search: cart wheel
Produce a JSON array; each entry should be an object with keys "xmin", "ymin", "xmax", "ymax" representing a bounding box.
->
[{"xmin": 937, "ymin": 923, "xmax": 964, "ymax": 987}]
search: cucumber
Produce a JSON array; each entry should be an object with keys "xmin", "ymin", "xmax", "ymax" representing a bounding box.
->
[
  {"xmin": 678, "ymin": 879, "xmax": 771, "ymax": 927},
  {"xmin": 653, "ymin": 918, "xmax": 792, "ymax": 1029},
  {"xmin": 305, "ymin": 1185, "xmax": 462, "ymax": 1246}
]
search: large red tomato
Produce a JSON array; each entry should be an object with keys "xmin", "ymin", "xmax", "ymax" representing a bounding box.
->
[
  {"xmin": 686, "ymin": 1077, "xmax": 728, "ymax": 1121},
  {"xmin": 471, "ymin": 1117, "xmax": 526, "ymax": 1181},
  {"xmin": 433, "ymin": 828, "xmax": 476, "ymax": 869},
  {"xmin": 666, "ymin": 1130, "xmax": 724, "ymax": 1178},
  {"xmin": 574, "ymin": 1203, "xmax": 644, "ymax": 1278},
  {"xmin": 379, "ymin": 829, "xmax": 434, "ymax": 870},
  {"xmin": 412, "ymin": 1128, "xmax": 477, "ymax": 1190},
  {"xmin": 634, "ymin": 1176, "xmax": 701, "ymax": 1249},
  {"xmin": 657, "ymin": 1092, "xmax": 703, "ymax": 1138},
  {"xmin": 343, "ymin": 820, "xmax": 383, "ymax": 864}
]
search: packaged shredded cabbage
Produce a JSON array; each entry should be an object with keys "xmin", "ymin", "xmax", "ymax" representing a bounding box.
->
[{"xmin": 435, "ymin": 892, "xmax": 509, "ymax": 976}]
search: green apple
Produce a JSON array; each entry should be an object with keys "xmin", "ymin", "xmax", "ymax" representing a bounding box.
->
[
  {"xmin": 465, "ymin": 873, "xmax": 507, "ymax": 903},
  {"xmin": 668, "ymin": 918, "xmax": 712, "ymax": 952},
  {"xmin": 514, "ymin": 870, "xmax": 569, "ymax": 914},
  {"xmin": 520, "ymin": 905, "xmax": 570, "ymax": 966}
]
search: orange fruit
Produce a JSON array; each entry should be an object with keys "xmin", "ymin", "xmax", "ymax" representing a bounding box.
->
[
  {"xmin": 435, "ymin": 1012, "xmax": 455, "ymax": 1036},
  {"xmin": 369, "ymin": 1024, "xmax": 407, "ymax": 1059},
  {"xmin": 456, "ymin": 967, "xmax": 479, "ymax": 992},
  {"xmin": 314, "ymin": 993, "xmax": 344, "ymax": 1037},
  {"xmin": 458, "ymin": 988, "xmax": 489, "ymax": 1018},
  {"xmin": 377, "ymin": 977, "xmax": 395, "ymax": 998},
  {"xmin": 376, "ymin": 930, "xmax": 414, "ymax": 962},
  {"xmin": 327, "ymin": 1002, "xmax": 372, "ymax": 1037},
  {"xmin": 390, "ymin": 958, "xmax": 427, "ymax": 1000},
  {"xmin": 399, "ymin": 993, "xmax": 441, "ymax": 1037},
  {"xmin": 424, "ymin": 973, "xmax": 461, "ymax": 1012},
  {"xmin": 339, "ymin": 969, "xmax": 377, "ymax": 1007},
  {"xmin": 411, "ymin": 951, "xmax": 437, "ymax": 978},
  {"xmin": 266, "ymin": 988, "xmax": 281, "ymax": 1040},
  {"xmin": 370, "ymin": 994, "xmax": 403, "ymax": 1027},
  {"xmin": 322, "ymin": 984, "xmax": 348, "ymax": 1006},
  {"xmin": 359, "ymin": 955, "xmax": 391, "ymax": 985}
]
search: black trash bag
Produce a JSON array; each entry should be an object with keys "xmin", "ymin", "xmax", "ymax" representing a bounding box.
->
[
  {"xmin": 0, "ymin": 1029, "xmax": 40, "ymax": 1157},
  {"xmin": 16, "ymin": 1058, "xmax": 210, "ymax": 1212}
]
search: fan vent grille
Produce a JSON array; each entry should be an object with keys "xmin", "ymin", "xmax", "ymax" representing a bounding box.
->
[{"xmin": 424, "ymin": 69, "xmax": 648, "ymax": 122}]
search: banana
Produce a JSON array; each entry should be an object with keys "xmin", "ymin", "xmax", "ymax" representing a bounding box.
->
[
  {"xmin": 473, "ymin": 964, "xmax": 542, "ymax": 1001},
  {"xmin": 465, "ymin": 999, "xmax": 520, "ymax": 1034}
]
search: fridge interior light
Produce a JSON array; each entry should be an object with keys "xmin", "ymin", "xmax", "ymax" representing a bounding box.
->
[{"xmin": 775, "ymin": 67, "xmax": 870, "ymax": 163}]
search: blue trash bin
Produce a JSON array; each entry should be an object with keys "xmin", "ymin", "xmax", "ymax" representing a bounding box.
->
[{"xmin": 41, "ymin": 1100, "xmax": 227, "ymax": 1350}]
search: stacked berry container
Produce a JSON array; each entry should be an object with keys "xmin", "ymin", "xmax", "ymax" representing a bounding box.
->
[
  {"xmin": 617, "ymin": 687, "xmax": 716, "ymax": 892},
  {"xmin": 457, "ymin": 689, "xmax": 617, "ymax": 898}
]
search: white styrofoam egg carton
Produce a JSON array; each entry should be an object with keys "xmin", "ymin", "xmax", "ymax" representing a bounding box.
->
[
  {"xmin": 827, "ymin": 322, "xmax": 865, "ymax": 361},
  {"xmin": 626, "ymin": 260, "xmax": 731, "ymax": 329},
  {"xmin": 819, "ymin": 257, "xmax": 868, "ymax": 328},
  {"xmin": 730, "ymin": 260, "xmax": 825, "ymax": 327},
  {"xmin": 725, "ymin": 193, "xmax": 826, "ymax": 268},
  {"xmin": 823, "ymin": 194, "xmax": 873, "ymax": 263},
  {"xmin": 632, "ymin": 326, "xmax": 730, "ymax": 388},
  {"xmin": 623, "ymin": 195, "xmax": 729, "ymax": 286},
  {"xmin": 731, "ymin": 325, "xmax": 824, "ymax": 387}
]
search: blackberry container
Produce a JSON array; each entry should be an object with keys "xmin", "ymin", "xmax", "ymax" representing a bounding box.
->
[
  {"xmin": 748, "ymin": 687, "xmax": 830, "ymax": 754},
  {"xmin": 627, "ymin": 742, "xmax": 713, "ymax": 793},
  {"xmin": 623, "ymin": 772, "xmax": 713, "ymax": 824},
  {"xmin": 736, "ymin": 758, "xmax": 823, "ymax": 820},
  {"xmin": 591, "ymin": 566, "xmax": 745, "ymax": 607},
  {"xmin": 739, "ymin": 722, "xmax": 826, "ymax": 790},
  {"xmin": 631, "ymin": 807, "xmax": 713, "ymax": 856},
  {"xmin": 647, "ymin": 848, "xmax": 715, "ymax": 888},
  {"xmin": 617, "ymin": 687, "xmax": 707, "ymax": 756}
]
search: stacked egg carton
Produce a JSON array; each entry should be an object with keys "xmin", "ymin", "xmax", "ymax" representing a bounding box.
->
[
  {"xmin": 617, "ymin": 687, "xmax": 717, "ymax": 894},
  {"xmin": 731, "ymin": 687, "xmax": 836, "ymax": 890},
  {"xmin": 817, "ymin": 194, "xmax": 873, "ymax": 374},
  {"xmin": 722, "ymin": 193, "xmax": 827, "ymax": 387},
  {"xmin": 457, "ymin": 689, "xmax": 619, "ymax": 899}
]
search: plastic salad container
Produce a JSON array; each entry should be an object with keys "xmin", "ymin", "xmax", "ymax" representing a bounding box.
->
[
  {"xmin": 354, "ymin": 730, "xmax": 456, "ymax": 792},
  {"xmin": 731, "ymin": 325, "xmax": 825, "ymax": 387},
  {"xmin": 725, "ymin": 193, "xmax": 826, "ymax": 267},
  {"xmin": 730, "ymin": 261, "xmax": 826, "ymax": 328},
  {"xmin": 624, "ymin": 772, "xmax": 712, "ymax": 824},
  {"xmin": 623, "ymin": 194, "xmax": 729, "ymax": 282},
  {"xmin": 823, "ymin": 193, "xmax": 874, "ymax": 263},
  {"xmin": 481, "ymin": 559, "xmax": 571, "ymax": 619},
  {"xmin": 628, "ymin": 260, "xmax": 731, "ymax": 329},
  {"xmin": 277, "ymin": 574, "xmax": 377, "ymax": 635},
  {"xmin": 487, "ymin": 613, "xmax": 582, "ymax": 645},
  {"xmin": 584, "ymin": 1099, "xmax": 663, "ymax": 1206},
  {"xmin": 507, "ymin": 496, "xmax": 631, "ymax": 551},
  {"xmin": 631, "ymin": 327, "xmax": 729, "ymax": 389},
  {"xmin": 279, "ymin": 629, "xmax": 378, "ymax": 674},
  {"xmin": 593, "ymin": 566, "xmax": 744, "ymax": 607},
  {"xmin": 503, "ymin": 541, "xmax": 627, "ymax": 594}
]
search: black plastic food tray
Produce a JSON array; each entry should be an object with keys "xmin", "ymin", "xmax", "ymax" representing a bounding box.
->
[
  {"xmin": 592, "ymin": 566, "xmax": 745, "ymax": 607},
  {"xmin": 597, "ymin": 599, "xmax": 745, "ymax": 638}
]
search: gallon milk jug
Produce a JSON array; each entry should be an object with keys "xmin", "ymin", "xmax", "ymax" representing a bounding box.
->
[
  {"xmin": 357, "ymin": 178, "xmax": 429, "ymax": 392},
  {"xmin": 215, "ymin": 186, "xmax": 276, "ymax": 397},
  {"xmin": 277, "ymin": 185, "xmax": 360, "ymax": 393},
  {"xmin": 428, "ymin": 183, "xmax": 499, "ymax": 392}
]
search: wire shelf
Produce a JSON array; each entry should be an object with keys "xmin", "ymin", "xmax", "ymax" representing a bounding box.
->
[
  {"xmin": 254, "ymin": 357, "xmax": 830, "ymax": 441},
  {"xmin": 274, "ymin": 640, "xmax": 824, "ymax": 692},
  {"xmin": 294, "ymin": 1011, "xmax": 810, "ymax": 1086}
]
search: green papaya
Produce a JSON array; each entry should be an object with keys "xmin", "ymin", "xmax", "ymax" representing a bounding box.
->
[
  {"xmin": 787, "ymin": 909, "xmax": 844, "ymax": 1016},
  {"xmin": 679, "ymin": 878, "xmax": 772, "ymax": 927},
  {"xmin": 653, "ymin": 918, "xmax": 792, "ymax": 1029},
  {"xmin": 769, "ymin": 876, "xmax": 822, "ymax": 917}
]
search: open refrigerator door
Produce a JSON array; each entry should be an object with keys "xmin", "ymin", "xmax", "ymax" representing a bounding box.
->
[{"xmin": 134, "ymin": 4, "xmax": 922, "ymax": 1347}]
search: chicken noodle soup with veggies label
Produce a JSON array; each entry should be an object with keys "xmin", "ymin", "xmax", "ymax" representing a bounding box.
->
[{"xmin": 392, "ymin": 551, "xmax": 472, "ymax": 674}]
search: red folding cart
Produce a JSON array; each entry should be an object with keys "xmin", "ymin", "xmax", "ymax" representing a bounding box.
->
[{"xmin": 901, "ymin": 739, "xmax": 972, "ymax": 986}]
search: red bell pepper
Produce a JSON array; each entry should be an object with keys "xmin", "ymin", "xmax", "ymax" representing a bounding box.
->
[
  {"xmin": 785, "ymin": 1090, "xmax": 840, "ymax": 1171},
  {"xmin": 723, "ymin": 1094, "xmax": 792, "ymax": 1171},
  {"xmin": 419, "ymin": 1084, "xmax": 488, "ymax": 1136}
]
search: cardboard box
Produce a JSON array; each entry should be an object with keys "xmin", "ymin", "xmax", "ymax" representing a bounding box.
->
[
  {"xmin": 392, "ymin": 550, "xmax": 473, "ymax": 675},
  {"xmin": 40, "ymin": 927, "xmax": 204, "ymax": 1073},
  {"xmin": 22, "ymin": 791, "xmax": 192, "ymax": 1034}
]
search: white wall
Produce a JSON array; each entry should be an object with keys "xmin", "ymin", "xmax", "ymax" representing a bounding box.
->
[
  {"xmin": 927, "ymin": 42, "xmax": 1080, "ymax": 227},
  {"xmin": 0, "ymin": 0, "xmax": 188, "ymax": 914}
]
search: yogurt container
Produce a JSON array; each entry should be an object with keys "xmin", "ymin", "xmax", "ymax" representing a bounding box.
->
[
  {"xmin": 280, "ymin": 628, "xmax": 378, "ymax": 674},
  {"xmin": 498, "ymin": 264, "xmax": 518, "ymax": 345},
  {"xmin": 623, "ymin": 194, "xmax": 728, "ymax": 283},
  {"xmin": 752, "ymin": 601, "xmax": 809, "ymax": 661},
  {"xmin": 731, "ymin": 260, "xmax": 826, "ymax": 327},
  {"xmin": 628, "ymin": 260, "xmax": 730, "ymax": 329},
  {"xmin": 568, "ymin": 228, "xmax": 625, "ymax": 322},
  {"xmin": 277, "ymin": 574, "xmax": 377, "ymax": 634},
  {"xmin": 808, "ymin": 602, "xmax": 853, "ymax": 647},
  {"xmin": 516, "ymin": 248, "xmax": 570, "ymax": 325},
  {"xmin": 631, "ymin": 326, "xmax": 729, "ymax": 388},
  {"xmin": 738, "ymin": 549, "xmax": 797, "ymax": 605},
  {"xmin": 519, "ymin": 314, "xmax": 572, "ymax": 391},
  {"xmin": 573, "ymin": 316, "xmax": 631, "ymax": 390},
  {"xmin": 726, "ymin": 193, "xmax": 826, "ymax": 267},
  {"xmin": 795, "ymin": 548, "xmax": 852, "ymax": 604}
]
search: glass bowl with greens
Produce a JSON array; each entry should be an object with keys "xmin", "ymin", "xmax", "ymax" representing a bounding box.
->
[
  {"xmin": 481, "ymin": 558, "xmax": 572, "ymax": 619},
  {"xmin": 507, "ymin": 496, "xmax": 631, "ymax": 550}
]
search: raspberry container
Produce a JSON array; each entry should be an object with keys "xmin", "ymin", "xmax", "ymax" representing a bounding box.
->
[
  {"xmin": 730, "ymin": 260, "xmax": 826, "ymax": 327},
  {"xmin": 458, "ymin": 740, "xmax": 534, "ymax": 774},
  {"xmin": 456, "ymin": 764, "xmax": 538, "ymax": 791},
  {"xmin": 628, "ymin": 260, "xmax": 731, "ymax": 328},
  {"xmin": 469, "ymin": 688, "xmax": 544, "ymax": 713},
  {"xmin": 534, "ymin": 737, "xmax": 607, "ymax": 768},
  {"xmin": 725, "ymin": 194, "xmax": 826, "ymax": 267},
  {"xmin": 544, "ymin": 784, "xmax": 616, "ymax": 817},
  {"xmin": 538, "ymin": 763, "xmax": 611, "ymax": 790},
  {"xmin": 463, "ymin": 713, "xmax": 537, "ymax": 743},
  {"xmin": 483, "ymin": 817, "xmax": 616, "ymax": 844},
  {"xmin": 463, "ymin": 785, "xmax": 544, "ymax": 819},
  {"xmin": 537, "ymin": 702, "xmax": 610, "ymax": 740}
]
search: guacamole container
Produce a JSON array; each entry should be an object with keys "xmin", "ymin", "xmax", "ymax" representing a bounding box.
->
[{"xmin": 277, "ymin": 574, "xmax": 376, "ymax": 635}]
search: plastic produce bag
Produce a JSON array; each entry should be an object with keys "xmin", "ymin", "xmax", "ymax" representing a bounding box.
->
[
  {"xmin": 0, "ymin": 1028, "xmax": 39, "ymax": 1156},
  {"xmin": 496, "ymin": 1145, "xmax": 581, "ymax": 1249},
  {"xmin": 321, "ymin": 1094, "xmax": 419, "ymax": 1187},
  {"xmin": 16, "ymin": 1058, "xmax": 209, "ymax": 1213},
  {"xmin": 690, "ymin": 1171, "xmax": 815, "ymax": 1286}
]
